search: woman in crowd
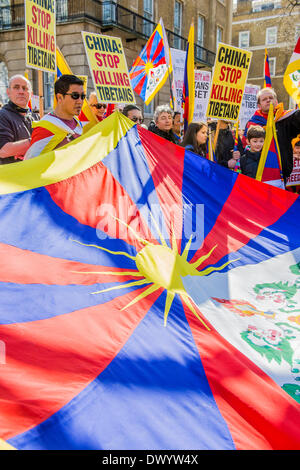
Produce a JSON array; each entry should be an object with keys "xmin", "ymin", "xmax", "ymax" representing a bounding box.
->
[
  {"xmin": 148, "ymin": 105, "xmax": 178, "ymax": 144},
  {"xmin": 182, "ymin": 122, "xmax": 208, "ymax": 158}
]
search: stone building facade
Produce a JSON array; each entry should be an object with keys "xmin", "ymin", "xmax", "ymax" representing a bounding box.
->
[
  {"xmin": 232, "ymin": 0, "xmax": 300, "ymax": 109},
  {"xmin": 0, "ymin": 0, "xmax": 233, "ymax": 115}
]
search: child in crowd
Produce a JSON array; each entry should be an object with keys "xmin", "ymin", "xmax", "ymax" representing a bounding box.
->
[{"xmin": 240, "ymin": 125, "xmax": 265, "ymax": 179}]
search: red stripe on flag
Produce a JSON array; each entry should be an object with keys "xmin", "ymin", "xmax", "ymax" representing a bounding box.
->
[
  {"xmin": 0, "ymin": 287, "xmax": 163, "ymax": 440},
  {"xmin": 46, "ymin": 162, "xmax": 158, "ymax": 251},
  {"xmin": 190, "ymin": 174, "xmax": 298, "ymax": 269},
  {"xmin": 185, "ymin": 306, "xmax": 300, "ymax": 450},
  {"xmin": 0, "ymin": 243, "xmax": 143, "ymax": 285},
  {"xmin": 138, "ymin": 127, "xmax": 185, "ymax": 251}
]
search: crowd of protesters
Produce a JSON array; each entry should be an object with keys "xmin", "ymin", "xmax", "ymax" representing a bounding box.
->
[{"xmin": 0, "ymin": 73, "xmax": 299, "ymax": 192}]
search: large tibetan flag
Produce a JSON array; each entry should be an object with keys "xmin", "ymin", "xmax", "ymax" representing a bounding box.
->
[
  {"xmin": 182, "ymin": 23, "xmax": 195, "ymax": 132},
  {"xmin": 129, "ymin": 19, "xmax": 172, "ymax": 105},
  {"xmin": 283, "ymin": 37, "xmax": 300, "ymax": 107},
  {"xmin": 56, "ymin": 47, "xmax": 97, "ymax": 133},
  {"xmin": 256, "ymin": 102, "xmax": 284, "ymax": 189},
  {"xmin": 264, "ymin": 49, "xmax": 272, "ymax": 88},
  {"xmin": 0, "ymin": 113, "xmax": 300, "ymax": 450}
]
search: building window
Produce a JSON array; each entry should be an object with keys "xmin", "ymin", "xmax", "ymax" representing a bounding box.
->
[
  {"xmin": 239, "ymin": 31, "xmax": 250, "ymax": 48},
  {"xmin": 264, "ymin": 57, "xmax": 276, "ymax": 77},
  {"xmin": 266, "ymin": 27, "xmax": 277, "ymax": 46},
  {"xmin": 252, "ymin": 0, "xmax": 281, "ymax": 12},
  {"xmin": 143, "ymin": 0, "xmax": 154, "ymax": 37},
  {"xmin": 216, "ymin": 26, "xmax": 223, "ymax": 49},
  {"xmin": 143, "ymin": 100, "xmax": 154, "ymax": 117},
  {"xmin": 102, "ymin": 0, "xmax": 116, "ymax": 23},
  {"xmin": 56, "ymin": 0, "xmax": 68, "ymax": 21},
  {"xmin": 197, "ymin": 15, "xmax": 204, "ymax": 47},
  {"xmin": 173, "ymin": 1, "xmax": 182, "ymax": 49},
  {"xmin": 0, "ymin": 0, "xmax": 11, "ymax": 28},
  {"xmin": 0, "ymin": 61, "xmax": 9, "ymax": 105}
]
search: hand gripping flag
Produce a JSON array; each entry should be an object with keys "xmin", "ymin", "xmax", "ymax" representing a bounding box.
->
[
  {"xmin": 264, "ymin": 49, "xmax": 272, "ymax": 88},
  {"xmin": 182, "ymin": 23, "xmax": 195, "ymax": 133},
  {"xmin": 284, "ymin": 37, "xmax": 300, "ymax": 107},
  {"xmin": 0, "ymin": 113, "xmax": 300, "ymax": 450},
  {"xmin": 233, "ymin": 121, "xmax": 241, "ymax": 173},
  {"xmin": 207, "ymin": 131, "xmax": 217, "ymax": 163},
  {"xmin": 256, "ymin": 103, "xmax": 284, "ymax": 189},
  {"xmin": 129, "ymin": 19, "xmax": 172, "ymax": 105},
  {"xmin": 56, "ymin": 47, "xmax": 98, "ymax": 133}
]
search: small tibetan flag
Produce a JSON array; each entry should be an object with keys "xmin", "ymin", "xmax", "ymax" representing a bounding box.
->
[
  {"xmin": 264, "ymin": 49, "xmax": 272, "ymax": 88},
  {"xmin": 256, "ymin": 103, "xmax": 284, "ymax": 189},
  {"xmin": 182, "ymin": 22, "xmax": 195, "ymax": 133},
  {"xmin": 129, "ymin": 19, "xmax": 172, "ymax": 105}
]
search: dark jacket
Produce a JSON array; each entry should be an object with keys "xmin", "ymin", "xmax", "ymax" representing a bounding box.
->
[
  {"xmin": 215, "ymin": 128, "xmax": 244, "ymax": 168},
  {"xmin": 148, "ymin": 123, "xmax": 178, "ymax": 145},
  {"xmin": 0, "ymin": 101, "xmax": 39, "ymax": 164},
  {"xmin": 240, "ymin": 149, "xmax": 261, "ymax": 179},
  {"xmin": 184, "ymin": 144, "xmax": 206, "ymax": 158}
]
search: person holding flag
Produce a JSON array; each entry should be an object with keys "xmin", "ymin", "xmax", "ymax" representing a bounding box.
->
[
  {"xmin": 244, "ymin": 87, "xmax": 300, "ymax": 181},
  {"xmin": 25, "ymin": 75, "xmax": 84, "ymax": 159},
  {"xmin": 240, "ymin": 125, "xmax": 266, "ymax": 179}
]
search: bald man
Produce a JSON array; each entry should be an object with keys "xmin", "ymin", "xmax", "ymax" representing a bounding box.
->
[{"xmin": 0, "ymin": 75, "xmax": 39, "ymax": 164}]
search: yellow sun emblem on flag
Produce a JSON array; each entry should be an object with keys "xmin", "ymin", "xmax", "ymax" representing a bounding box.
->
[{"xmin": 72, "ymin": 216, "xmax": 236, "ymax": 331}]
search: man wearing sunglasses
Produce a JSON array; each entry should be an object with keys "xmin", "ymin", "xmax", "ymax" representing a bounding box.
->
[
  {"xmin": 88, "ymin": 92, "xmax": 107, "ymax": 122},
  {"xmin": 25, "ymin": 74, "xmax": 84, "ymax": 159},
  {"xmin": 122, "ymin": 105, "xmax": 144, "ymax": 125}
]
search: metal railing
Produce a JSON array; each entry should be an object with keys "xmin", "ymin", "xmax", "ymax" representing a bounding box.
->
[{"xmin": 0, "ymin": 0, "xmax": 215, "ymax": 67}]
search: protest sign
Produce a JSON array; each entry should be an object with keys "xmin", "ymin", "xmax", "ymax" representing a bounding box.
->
[
  {"xmin": 25, "ymin": 0, "xmax": 56, "ymax": 73},
  {"xmin": 170, "ymin": 48, "xmax": 210, "ymax": 121},
  {"xmin": 82, "ymin": 32, "xmax": 135, "ymax": 104},
  {"xmin": 286, "ymin": 158, "xmax": 300, "ymax": 187},
  {"xmin": 206, "ymin": 43, "xmax": 252, "ymax": 121},
  {"xmin": 193, "ymin": 70, "xmax": 211, "ymax": 122},
  {"xmin": 170, "ymin": 48, "xmax": 185, "ymax": 112},
  {"xmin": 240, "ymin": 84, "xmax": 260, "ymax": 130}
]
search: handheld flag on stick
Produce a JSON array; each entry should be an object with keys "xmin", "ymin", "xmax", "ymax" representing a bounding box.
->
[
  {"xmin": 55, "ymin": 47, "xmax": 98, "ymax": 133},
  {"xmin": 208, "ymin": 131, "xmax": 217, "ymax": 163},
  {"xmin": 233, "ymin": 121, "xmax": 241, "ymax": 173},
  {"xmin": 182, "ymin": 22, "xmax": 195, "ymax": 132},
  {"xmin": 256, "ymin": 103, "xmax": 284, "ymax": 189},
  {"xmin": 283, "ymin": 37, "xmax": 300, "ymax": 107},
  {"xmin": 264, "ymin": 49, "xmax": 272, "ymax": 88},
  {"xmin": 129, "ymin": 19, "xmax": 172, "ymax": 105}
]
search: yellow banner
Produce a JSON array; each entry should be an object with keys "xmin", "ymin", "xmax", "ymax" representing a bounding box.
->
[
  {"xmin": 82, "ymin": 32, "xmax": 135, "ymax": 105},
  {"xmin": 25, "ymin": 0, "xmax": 56, "ymax": 73},
  {"xmin": 206, "ymin": 43, "xmax": 252, "ymax": 122}
]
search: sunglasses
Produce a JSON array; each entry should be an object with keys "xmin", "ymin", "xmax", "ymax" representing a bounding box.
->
[
  {"xmin": 64, "ymin": 92, "xmax": 86, "ymax": 100},
  {"xmin": 131, "ymin": 117, "xmax": 144, "ymax": 123},
  {"xmin": 92, "ymin": 103, "xmax": 107, "ymax": 109}
]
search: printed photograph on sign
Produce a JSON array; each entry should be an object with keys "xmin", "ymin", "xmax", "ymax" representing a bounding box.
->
[
  {"xmin": 82, "ymin": 32, "xmax": 135, "ymax": 105},
  {"xmin": 206, "ymin": 42, "xmax": 252, "ymax": 122},
  {"xmin": 25, "ymin": 0, "xmax": 56, "ymax": 73}
]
